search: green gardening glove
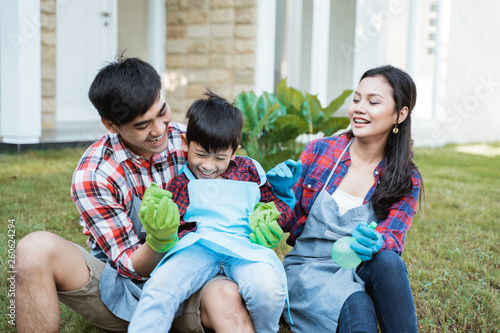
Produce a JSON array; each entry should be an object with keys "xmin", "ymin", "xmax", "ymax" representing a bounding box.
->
[
  {"xmin": 248, "ymin": 202, "xmax": 283, "ymax": 248},
  {"xmin": 139, "ymin": 183, "xmax": 180, "ymax": 253},
  {"xmin": 141, "ymin": 182, "xmax": 173, "ymax": 206}
]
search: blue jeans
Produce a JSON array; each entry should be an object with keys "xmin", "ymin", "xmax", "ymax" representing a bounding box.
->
[
  {"xmin": 128, "ymin": 242, "xmax": 286, "ymax": 333},
  {"xmin": 337, "ymin": 250, "xmax": 418, "ymax": 333}
]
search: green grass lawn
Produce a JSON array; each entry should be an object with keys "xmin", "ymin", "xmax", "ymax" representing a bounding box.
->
[{"xmin": 1, "ymin": 144, "xmax": 499, "ymax": 332}]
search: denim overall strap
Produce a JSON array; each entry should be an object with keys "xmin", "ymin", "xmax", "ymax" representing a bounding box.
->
[
  {"xmin": 320, "ymin": 138, "xmax": 353, "ymax": 192},
  {"xmin": 122, "ymin": 164, "xmax": 147, "ymax": 241},
  {"xmin": 98, "ymin": 162, "xmax": 149, "ymax": 322}
]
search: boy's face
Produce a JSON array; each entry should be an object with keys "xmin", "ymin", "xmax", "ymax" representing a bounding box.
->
[
  {"xmin": 184, "ymin": 141, "xmax": 237, "ymax": 180},
  {"xmin": 102, "ymin": 96, "xmax": 171, "ymax": 159}
]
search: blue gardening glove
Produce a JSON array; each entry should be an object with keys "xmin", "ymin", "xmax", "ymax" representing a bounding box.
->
[
  {"xmin": 139, "ymin": 183, "xmax": 180, "ymax": 253},
  {"xmin": 248, "ymin": 202, "xmax": 283, "ymax": 248},
  {"xmin": 349, "ymin": 222, "xmax": 383, "ymax": 261},
  {"xmin": 266, "ymin": 159, "xmax": 302, "ymax": 209}
]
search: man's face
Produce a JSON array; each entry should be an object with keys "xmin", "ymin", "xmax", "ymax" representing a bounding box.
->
[
  {"xmin": 185, "ymin": 141, "xmax": 236, "ymax": 180},
  {"xmin": 103, "ymin": 96, "xmax": 171, "ymax": 159}
]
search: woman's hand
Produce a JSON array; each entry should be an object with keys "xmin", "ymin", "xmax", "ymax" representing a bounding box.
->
[
  {"xmin": 266, "ymin": 159, "xmax": 302, "ymax": 209},
  {"xmin": 350, "ymin": 223, "xmax": 383, "ymax": 261}
]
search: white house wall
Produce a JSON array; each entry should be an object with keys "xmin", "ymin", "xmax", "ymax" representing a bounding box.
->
[
  {"xmin": 0, "ymin": 0, "xmax": 42, "ymax": 144},
  {"xmin": 435, "ymin": 0, "xmax": 500, "ymax": 145},
  {"xmin": 348, "ymin": 0, "xmax": 500, "ymax": 146}
]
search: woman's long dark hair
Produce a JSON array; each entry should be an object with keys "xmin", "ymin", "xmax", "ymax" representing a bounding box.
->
[{"xmin": 351, "ymin": 65, "xmax": 423, "ymax": 220}]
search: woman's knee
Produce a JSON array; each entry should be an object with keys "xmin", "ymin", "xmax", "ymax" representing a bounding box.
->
[
  {"xmin": 358, "ymin": 250, "xmax": 409, "ymax": 291},
  {"xmin": 371, "ymin": 250, "xmax": 407, "ymax": 274},
  {"xmin": 360, "ymin": 250, "xmax": 407, "ymax": 276}
]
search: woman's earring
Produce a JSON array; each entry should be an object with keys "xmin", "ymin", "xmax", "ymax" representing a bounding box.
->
[{"xmin": 392, "ymin": 124, "xmax": 399, "ymax": 134}]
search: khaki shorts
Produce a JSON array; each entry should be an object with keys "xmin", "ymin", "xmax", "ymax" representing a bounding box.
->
[{"xmin": 58, "ymin": 243, "xmax": 229, "ymax": 333}]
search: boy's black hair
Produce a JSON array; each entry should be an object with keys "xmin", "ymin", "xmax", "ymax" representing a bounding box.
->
[
  {"xmin": 88, "ymin": 56, "xmax": 162, "ymax": 126},
  {"xmin": 186, "ymin": 90, "xmax": 244, "ymax": 153}
]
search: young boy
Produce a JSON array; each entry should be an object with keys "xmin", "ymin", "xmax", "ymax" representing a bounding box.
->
[{"xmin": 128, "ymin": 91, "xmax": 300, "ymax": 333}]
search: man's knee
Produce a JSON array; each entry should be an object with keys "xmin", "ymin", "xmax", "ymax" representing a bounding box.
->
[
  {"xmin": 200, "ymin": 279, "xmax": 254, "ymax": 332},
  {"xmin": 16, "ymin": 231, "xmax": 59, "ymax": 271},
  {"xmin": 210, "ymin": 279, "xmax": 242, "ymax": 305},
  {"xmin": 201, "ymin": 279, "xmax": 247, "ymax": 318}
]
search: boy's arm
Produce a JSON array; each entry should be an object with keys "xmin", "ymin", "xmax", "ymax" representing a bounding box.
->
[
  {"xmin": 250, "ymin": 173, "xmax": 294, "ymax": 248},
  {"xmin": 259, "ymin": 183, "xmax": 292, "ymax": 229},
  {"xmin": 248, "ymin": 201, "xmax": 284, "ymax": 248},
  {"xmin": 166, "ymin": 174, "xmax": 198, "ymax": 236}
]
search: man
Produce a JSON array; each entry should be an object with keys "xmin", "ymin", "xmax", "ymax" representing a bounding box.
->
[{"xmin": 15, "ymin": 57, "xmax": 254, "ymax": 332}]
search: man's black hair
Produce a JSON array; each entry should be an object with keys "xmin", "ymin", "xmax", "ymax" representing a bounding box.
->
[
  {"xmin": 186, "ymin": 90, "xmax": 244, "ymax": 153},
  {"xmin": 88, "ymin": 56, "xmax": 162, "ymax": 126}
]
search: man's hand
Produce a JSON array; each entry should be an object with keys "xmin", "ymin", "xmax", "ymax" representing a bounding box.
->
[
  {"xmin": 349, "ymin": 222, "xmax": 383, "ymax": 261},
  {"xmin": 248, "ymin": 202, "xmax": 283, "ymax": 248},
  {"xmin": 139, "ymin": 183, "xmax": 180, "ymax": 253},
  {"xmin": 266, "ymin": 159, "xmax": 302, "ymax": 209}
]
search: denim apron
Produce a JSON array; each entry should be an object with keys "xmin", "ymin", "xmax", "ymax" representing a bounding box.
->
[
  {"xmin": 98, "ymin": 159, "xmax": 180, "ymax": 321},
  {"xmin": 283, "ymin": 139, "xmax": 377, "ymax": 332}
]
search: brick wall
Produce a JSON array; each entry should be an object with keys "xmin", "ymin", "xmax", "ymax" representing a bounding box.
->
[
  {"xmin": 165, "ymin": 0, "xmax": 257, "ymax": 122},
  {"xmin": 41, "ymin": 0, "xmax": 56, "ymax": 130}
]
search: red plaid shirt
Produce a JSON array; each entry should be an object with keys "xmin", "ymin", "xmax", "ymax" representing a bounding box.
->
[
  {"xmin": 288, "ymin": 134, "xmax": 422, "ymax": 255},
  {"xmin": 71, "ymin": 122, "xmax": 187, "ymax": 280},
  {"xmin": 167, "ymin": 156, "xmax": 293, "ymax": 231}
]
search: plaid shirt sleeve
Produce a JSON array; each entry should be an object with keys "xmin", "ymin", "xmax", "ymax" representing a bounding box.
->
[
  {"xmin": 72, "ymin": 167, "xmax": 142, "ymax": 280},
  {"xmin": 286, "ymin": 139, "xmax": 320, "ymax": 246},
  {"xmin": 376, "ymin": 169, "xmax": 422, "ymax": 254},
  {"xmin": 167, "ymin": 174, "xmax": 197, "ymax": 237}
]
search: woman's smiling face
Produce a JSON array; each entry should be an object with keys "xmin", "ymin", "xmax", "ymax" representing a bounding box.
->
[{"xmin": 348, "ymin": 76, "xmax": 399, "ymax": 140}]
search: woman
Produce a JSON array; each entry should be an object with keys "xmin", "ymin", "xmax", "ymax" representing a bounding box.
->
[{"xmin": 283, "ymin": 65, "xmax": 423, "ymax": 333}]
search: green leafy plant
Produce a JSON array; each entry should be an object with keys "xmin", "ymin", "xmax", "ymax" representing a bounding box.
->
[{"xmin": 234, "ymin": 78, "xmax": 352, "ymax": 170}]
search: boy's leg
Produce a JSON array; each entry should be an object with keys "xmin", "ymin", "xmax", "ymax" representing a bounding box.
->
[
  {"xmin": 223, "ymin": 259, "xmax": 286, "ymax": 333},
  {"xmin": 129, "ymin": 243, "xmax": 220, "ymax": 333},
  {"xmin": 15, "ymin": 231, "xmax": 128, "ymax": 332}
]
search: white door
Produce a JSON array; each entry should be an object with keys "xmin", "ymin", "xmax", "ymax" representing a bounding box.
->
[{"xmin": 56, "ymin": 0, "xmax": 117, "ymax": 123}]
